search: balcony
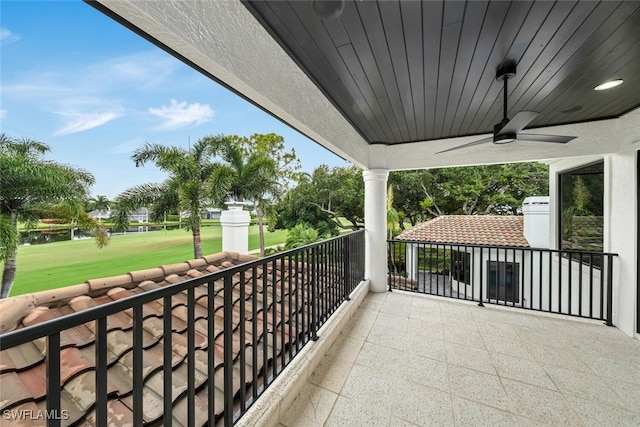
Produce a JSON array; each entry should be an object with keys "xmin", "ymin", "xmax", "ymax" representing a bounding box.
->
[
  {"xmin": 1, "ymin": 231, "xmax": 638, "ymax": 426},
  {"xmin": 280, "ymin": 290, "xmax": 640, "ymax": 426}
]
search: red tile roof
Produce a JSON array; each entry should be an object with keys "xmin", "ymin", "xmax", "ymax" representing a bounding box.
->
[
  {"xmin": 0, "ymin": 251, "xmax": 316, "ymax": 425},
  {"xmin": 397, "ymin": 215, "xmax": 529, "ymax": 247}
]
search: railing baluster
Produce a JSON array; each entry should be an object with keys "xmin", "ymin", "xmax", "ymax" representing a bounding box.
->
[
  {"xmin": 311, "ymin": 247, "xmax": 319, "ymax": 341},
  {"xmin": 301, "ymin": 249, "xmax": 307, "ymax": 343},
  {"xmin": 208, "ymin": 280, "xmax": 216, "ymax": 423},
  {"xmin": 288, "ymin": 254, "xmax": 293, "ymax": 360},
  {"xmin": 529, "ymin": 250, "xmax": 533, "ymax": 310},
  {"xmin": 47, "ymin": 332, "xmax": 61, "ymax": 427},
  {"xmin": 606, "ymin": 255, "xmax": 614, "ymax": 326},
  {"xmin": 538, "ymin": 251, "xmax": 543, "ymax": 311},
  {"xmin": 280, "ymin": 258, "xmax": 286, "ymax": 368},
  {"xmin": 558, "ymin": 250, "xmax": 563, "ymax": 314},
  {"xmin": 578, "ymin": 253, "xmax": 583, "ymax": 317},
  {"xmin": 272, "ymin": 259, "xmax": 278, "ymax": 376},
  {"xmin": 96, "ymin": 317, "xmax": 108, "ymax": 427},
  {"xmin": 133, "ymin": 305, "xmax": 143, "ymax": 426},
  {"xmin": 344, "ymin": 238, "xmax": 351, "ymax": 301},
  {"xmin": 478, "ymin": 247, "xmax": 484, "ymax": 306},
  {"xmin": 164, "ymin": 295, "xmax": 173, "ymax": 427},
  {"xmin": 187, "ymin": 287, "xmax": 195, "ymax": 427},
  {"xmin": 548, "ymin": 251, "xmax": 552, "ymax": 313},
  {"xmin": 294, "ymin": 252, "xmax": 300, "ymax": 352},
  {"xmin": 239, "ymin": 271, "xmax": 246, "ymax": 412},
  {"xmin": 568, "ymin": 250, "xmax": 573, "ymax": 314},
  {"xmin": 223, "ymin": 274, "xmax": 234, "ymax": 427},
  {"xmin": 251, "ymin": 267, "xmax": 259, "ymax": 400},
  {"xmin": 512, "ymin": 248, "xmax": 517, "ymax": 307},
  {"xmin": 589, "ymin": 254, "xmax": 593, "ymax": 318},
  {"xmin": 262, "ymin": 259, "xmax": 269, "ymax": 388},
  {"xmin": 599, "ymin": 254, "xmax": 605, "ymax": 321}
]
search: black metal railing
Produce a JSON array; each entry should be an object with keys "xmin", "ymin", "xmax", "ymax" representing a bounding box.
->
[
  {"xmin": 0, "ymin": 230, "xmax": 364, "ymax": 427},
  {"xmin": 388, "ymin": 239, "xmax": 617, "ymax": 324}
]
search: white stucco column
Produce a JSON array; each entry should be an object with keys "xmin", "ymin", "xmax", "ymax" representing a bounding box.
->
[
  {"xmin": 406, "ymin": 243, "xmax": 419, "ymax": 281},
  {"xmin": 363, "ymin": 169, "xmax": 389, "ymax": 292},
  {"xmin": 220, "ymin": 202, "xmax": 251, "ymax": 254}
]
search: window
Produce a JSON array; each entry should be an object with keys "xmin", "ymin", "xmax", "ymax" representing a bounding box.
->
[
  {"xmin": 558, "ymin": 161, "xmax": 604, "ymax": 266},
  {"xmin": 559, "ymin": 162, "xmax": 604, "ymax": 252},
  {"xmin": 451, "ymin": 250, "xmax": 470, "ymax": 284},
  {"xmin": 487, "ymin": 261, "xmax": 519, "ymax": 303}
]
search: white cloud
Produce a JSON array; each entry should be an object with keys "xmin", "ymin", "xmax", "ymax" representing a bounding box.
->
[
  {"xmin": 148, "ymin": 99, "xmax": 214, "ymax": 130},
  {"xmin": 54, "ymin": 107, "xmax": 124, "ymax": 136},
  {"xmin": 0, "ymin": 110, "xmax": 6, "ymax": 119},
  {"xmin": 1, "ymin": 28, "xmax": 20, "ymax": 45}
]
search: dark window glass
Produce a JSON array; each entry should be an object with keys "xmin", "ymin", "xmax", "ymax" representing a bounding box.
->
[
  {"xmin": 487, "ymin": 261, "xmax": 520, "ymax": 303},
  {"xmin": 451, "ymin": 250, "xmax": 470, "ymax": 285},
  {"xmin": 559, "ymin": 162, "xmax": 604, "ymax": 266}
]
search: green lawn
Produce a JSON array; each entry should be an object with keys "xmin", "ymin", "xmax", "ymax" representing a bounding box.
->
[{"xmin": 10, "ymin": 225, "xmax": 288, "ymax": 297}]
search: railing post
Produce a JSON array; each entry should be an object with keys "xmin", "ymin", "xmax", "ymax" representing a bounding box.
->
[
  {"xmin": 311, "ymin": 246, "xmax": 319, "ymax": 341},
  {"xmin": 223, "ymin": 274, "xmax": 234, "ymax": 426},
  {"xmin": 344, "ymin": 237, "xmax": 351, "ymax": 301},
  {"xmin": 387, "ymin": 240, "xmax": 393, "ymax": 292},
  {"xmin": 605, "ymin": 254, "xmax": 614, "ymax": 326},
  {"xmin": 96, "ymin": 317, "xmax": 108, "ymax": 427},
  {"xmin": 46, "ymin": 332, "xmax": 61, "ymax": 427},
  {"xmin": 133, "ymin": 306, "xmax": 143, "ymax": 426},
  {"xmin": 478, "ymin": 247, "xmax": 484, "ymax": 307}
]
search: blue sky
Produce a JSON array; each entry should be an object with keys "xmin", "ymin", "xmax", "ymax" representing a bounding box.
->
[{"xmin": 1, "ymin": 1, "xmax": 349, "ymax": 199}]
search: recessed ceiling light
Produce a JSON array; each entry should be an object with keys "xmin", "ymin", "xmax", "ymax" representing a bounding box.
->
[{"xmin": 594, "ymin": 79, "xmax": 623, "ymax": 90}]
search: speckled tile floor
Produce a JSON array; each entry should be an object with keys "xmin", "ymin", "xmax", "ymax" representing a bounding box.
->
[{"xmin": 280, "ymin": 290, "xmax": 640, "ymax": 427}]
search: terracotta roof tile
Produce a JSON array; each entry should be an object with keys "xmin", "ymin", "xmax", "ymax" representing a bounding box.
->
[
  {"xmin": 0, "ymin": 250, "xmax": 330, "ymax": 424},
  {"xmin": 397, "ymin": 215, "xmax": 529, "ymax": 247}
]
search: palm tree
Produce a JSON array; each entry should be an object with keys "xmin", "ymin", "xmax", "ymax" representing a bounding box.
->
[
  {"xmin": 88, "ymin": 195, "xmax": 111, "ymax": 222},
  {"xmin": 387, "ymin": 185, "xmax": 399, "ymax": 239},
  {"xmin": 0, "ymin": 134, "xmax": 108, "ymax": 298},
  {"xmin": 112, "ymin": 135, "xmax": 233, "ymax": 259},
  {"xmin": 208, "ymin": 137, "xmax": 278, "ymax": 257}
]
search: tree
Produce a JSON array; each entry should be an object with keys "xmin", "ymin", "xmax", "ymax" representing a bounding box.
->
[
  {"xmin": 389, "ymin": 170, "xmax": 431, "ymax": 227},
  {"xmin": 0, "ymin": 134, "xmax": 108, "ymax": 298},
  {"xmin": 87, "ymin": 195, "xmax": 111, "ymax": 222},
  {"xmin": 390, "ymin": 162, "xmax": 548, "ymax": 219},
  {"xmin": 233, "ymin": 134, "xmax": 301, "ymax": 256},
  {"xmin": 275, "ymin": 165, "xmax": 364, "ymax": 234},
  {"xmin": 387, "ymin": 185, "xmax": 399, "ymax": 239},
  {"xmin": 208, "ymin": 135, "xmax": 282, "ymax": 257},
  {"xmin": 112, "ymin": 136, "xmax": 233, "ymax": 259}
]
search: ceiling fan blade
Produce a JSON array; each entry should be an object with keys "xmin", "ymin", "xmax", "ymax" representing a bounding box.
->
[
  {"xmin": 498, "ymin": 111, "xmax": 538, "ymax": 135},
  {"xmin": 518, "ymin": 133, "xmax": 576, "ymax": 143},
  {"xmin": 435, "ymin": 136, "xmax": 493, "ymax": 154}
]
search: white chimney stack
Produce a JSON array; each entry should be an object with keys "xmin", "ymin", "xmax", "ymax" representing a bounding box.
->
[
  {"xmin": 220, "ymin": 202, "xmax": 251, "ymax": 254},
  {"xmin": 522, "ymin": 196, "xmax": 550, "ymax": 249}
]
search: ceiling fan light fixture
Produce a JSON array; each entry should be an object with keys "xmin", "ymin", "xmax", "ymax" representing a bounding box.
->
[
  {"xmin": 494, "ymin": 133, "xmax": 516, "ymax": 144},
  {"xmin": 594, "ymin": 79, "xmax": 623, "ymax": 90}
]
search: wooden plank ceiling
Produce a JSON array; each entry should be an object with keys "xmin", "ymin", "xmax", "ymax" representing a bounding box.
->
[{"xmin": 243, "ymin": 0, "xmax": 640, "ymax": 146}]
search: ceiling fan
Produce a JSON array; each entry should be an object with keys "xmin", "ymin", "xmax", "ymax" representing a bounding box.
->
[{"xmin": 437, "ymin": 63, "xmax": 576, "ymax": 154}]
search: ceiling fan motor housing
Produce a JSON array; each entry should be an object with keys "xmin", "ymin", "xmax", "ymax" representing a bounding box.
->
[{"xmin": 493, "ymin": 119, "xmax": 516, "ymax": 143}]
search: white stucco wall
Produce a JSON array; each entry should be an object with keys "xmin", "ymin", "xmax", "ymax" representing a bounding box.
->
[{"xmin": 549, "ymin": 151, "xmax": 638, "ymax": 337}]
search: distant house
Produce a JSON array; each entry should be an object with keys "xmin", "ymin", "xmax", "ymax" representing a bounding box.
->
[
  {"xmin": 88, "ymin": 207, "xmax": 149, "ymax": 223},
  {"xmin": 201, "ymin": 208, "xmax": 222, "ymax": 220},
  {"xmin": 128, "ymin": 207, "xmax": 149, "ymax": 223}
]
